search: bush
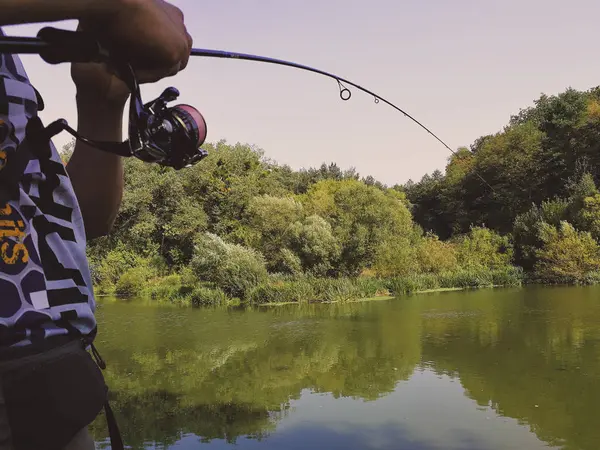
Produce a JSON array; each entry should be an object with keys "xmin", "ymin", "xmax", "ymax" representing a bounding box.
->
[
  {"xmin": 534, "ymin": 221, "xmax": 600, "ymax": 284},
  {"xmin": 353, "ymin": 277, "xmax": 389, "ymax": 298},
  {"xmin": 189, "ymin": 286, "xmax": 230, "ymax": 307},
  {"xmin": 490, "ymin": 266, "xmax": 524, "ymax": 287},
  {"xmin": 91, "ymin": 246, "xmax": 146, "ymax": 292},
  {"xmin": 301, "ymin": 179, "xmax": 415, "ymax": 276},
  {"xmin": 581, "ymin": 271, "xmax": 600, "ymax": 285},
  {"xmin": 384, "ymin": 266, "xmax": 523, "ymax": 296},
  {"xmin": 372, "ymin": 236, "xmax": 417, "ymax": 278},
  {"xmin": 244, "ymin": 195, "xmax": 305, "ymax": 270},
  {"xmin": 115, "ymin": 266, "xmax": 154, "ymax": 298},
  {"xmin": 311, "ymin": 278, "xmax": 363, "ymax": 303},
  {"xmin": 416, "ymin": 234, "xmax": 459, "ymax": 273},
  {"xmin": 276, "ymin": 248, "xmax": 304, "ymax": 276},
  {"xmin": 454, "ymin": 226, "xmax": 513, "ymax": 270},
  {"xmin": 513, "ymin": 205, "xmax": 546, "ymax": 270},
  {"xmin": 145, "ymin": 274, "xmax": 192, "ymax": 302},
  {"xmin": 178, "ymin": 266, "xmax": 198, "ymax": 286},
  {"xmin": 283, "ymin": 215, "xmax": 340, "ymax": 276},
  {"xmin": 218, "ymin": 245, "xmax": 269, "ymax": 299},
  {"xmin": 385, "ymin": 274, "xmax": 439, "ymax": 295},
  {"xmin": 577, "ymin": 193, "xmax": 600, "ymax": 240},
  {"xmin": 191, "ymin": 233, "xmax": 268, "ymax": 299},
  {"xmin": 248, "ymin": 279, "xmax": 316, "ymax": 304}
]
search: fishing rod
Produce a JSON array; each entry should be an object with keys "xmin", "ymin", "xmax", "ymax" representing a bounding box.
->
[{"xmin": 0, "ymin": 27, "xmax": 494, "ymax": 191}]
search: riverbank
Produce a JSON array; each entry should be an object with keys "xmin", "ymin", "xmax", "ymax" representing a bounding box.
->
[{"xmin": 100, "ymin": 266, "xmax": 525, "ymax": 307}]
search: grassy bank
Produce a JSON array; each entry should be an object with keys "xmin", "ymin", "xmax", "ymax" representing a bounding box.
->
[{"xmin": 98, "ymin": 266, "xmax": 524, "ymax": 307}]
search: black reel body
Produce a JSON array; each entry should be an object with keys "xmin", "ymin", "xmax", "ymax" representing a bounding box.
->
[{"xmin": 133, "ymin": 87, "xmax": 208, "ymax": 169}]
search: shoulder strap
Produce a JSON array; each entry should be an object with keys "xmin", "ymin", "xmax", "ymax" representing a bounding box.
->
[{"xmin": 87, "ymin": 341, "xmax": 125, "ymax": 450}]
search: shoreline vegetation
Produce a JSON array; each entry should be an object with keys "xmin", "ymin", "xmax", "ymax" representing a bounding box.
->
[
  {"xmin": 78, "ymin": 85, "xmax": 600, "ymax": 307},
  {"xmin": 103, "ymin": 267, "xmax": 525, "ymax": 307}
]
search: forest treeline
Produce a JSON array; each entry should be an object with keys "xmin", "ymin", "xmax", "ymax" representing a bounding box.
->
[
  {"xmin": 74, "ymin": 85, "xmax": 600, "ymax": 306},
  {"xmin": 403, "ymin": 85, "xmax": 600, "ymax": 284}
]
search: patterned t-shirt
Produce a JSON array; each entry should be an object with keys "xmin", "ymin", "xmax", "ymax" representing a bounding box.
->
[{"xmin": 0, "ymin": 28, "xmax": 97, "ymax": 348}]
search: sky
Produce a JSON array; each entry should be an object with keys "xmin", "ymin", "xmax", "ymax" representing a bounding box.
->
[{"xmin": 4, "ymin": 0, "xmax": 600, "ymax": 186}]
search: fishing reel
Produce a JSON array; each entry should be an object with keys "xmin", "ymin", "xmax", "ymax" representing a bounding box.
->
[
  {"xmin": 5, "ymin": 27, "xmax": 209, "ymax": 170},
  {"xmin": 133, "ymin": 87, "xmax": 208, "ymax": 169},
  {"xmin": 43, "ymin": 63, "xmax": 208, "ymax": 170}
]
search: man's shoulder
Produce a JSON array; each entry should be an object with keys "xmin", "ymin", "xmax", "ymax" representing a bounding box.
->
[{"xmin": 0, "ymin": 30, "xmax": 97, "ymax": 347}]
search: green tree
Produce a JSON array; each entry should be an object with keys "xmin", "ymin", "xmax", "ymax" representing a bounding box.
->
[
  {"xmin": 534, "ymin": 221, "xmax": 600, "ymax": 284},
  {"xmin": 454, "ymin": 226, "xmax": 513, "ymax": 271},
  {"xmin": 578, "ymin": 193, "xmax": 600, "ymax": 240},
  {"xmin": 244, "ymin": 195, "xmax": 304, "ymax": 269},
  {"xmin": 191, "ymin": 233, "xmax": 268, "ymax": 299},
  {"xmin": 302, "ymin": 179, "xmax": 415, "ymax": 276},
  {"xmin": 416, "ymin": 234, "xmax": 459, "ymax": 274},
  {"xmin": 283, "ymin": 215, "xmax": 340, "ymax": 276}
]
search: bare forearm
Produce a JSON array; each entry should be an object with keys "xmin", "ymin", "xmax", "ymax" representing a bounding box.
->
[
  {"xmin": 66, "ymin": 97, "xmax": 125, "ymax": 240},
  {"xmin": 0, "ymin": 0, "xmax": 122, "ymax": 26}
]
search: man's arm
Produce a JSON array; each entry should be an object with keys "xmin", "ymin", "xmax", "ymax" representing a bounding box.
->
[
  {"xmin": 0, "ymin": 0, "xmax": 120, "ymax": 26},
  {"xmin": 2, "ymin": 0, "xmax": 192, "ymax": 239},
  {"xmin": 0, "ymin": 0, "xmax": 192, "ymax": 74},
  {"xmin": 65, "ymin": 96, "xmax": 125, "ymax": 240}
]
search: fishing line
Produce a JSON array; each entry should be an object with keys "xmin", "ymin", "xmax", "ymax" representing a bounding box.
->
[{"xmin": 190, "ymin": 49, "xmax": 495, "ymax": 192}]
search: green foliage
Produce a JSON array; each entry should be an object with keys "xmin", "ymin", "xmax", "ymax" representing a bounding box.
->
[
  {"xmin": 245, "ymin": 275, "xmax": 390, "ymax": 305},
  {"xmin": 534, "ymin": 221, "xmax": 600, "ymax": 284},
  {"xmin": 415, "ymin": 234, "xmax": 459, "ymax": 274},
  {"xmin": 385, "ymin": 266, "xmax": 523, "ymax": 295},
  {"xmin": 352, "ymin": 277, "xmax": 390, "ymax": 298},
  {"xmin": 283, "ymin": 215, "xmax": 340, "ymax": 276},
  {"xmin": 301, "ymin": 179, "xmax": 414, "ymax": 275},
  {"xmin": 512, "ymin": 199, "xmax": 571, "ymax": 271},
  {"xmin": 145, "ymin": 275, "xmax": 191, "ymax": 304},
  {"xmin": 88, "ymin": 112, "xmax": 600, "ymax": 304},
  {"xmin": 310, "ymin": 277, "xmax": 367, "ymax": 303},
  {"xmin": 372, "ymin": 236, "xmax": 417, "ymax": 278},
  {"xmin": 244, "ymin": 195, "xmax": 304, "ymax": 266},
  {"xmin": 190, "ymin": 233, "xmax": 268, "ymax": 299},
  {"xmin": 115, "ymin": 266, "xmax": 155, "ymax": 298},
  {"xmin": 277, "ymin": 248, "xmax": 304, "ymax": 276},
  {"xmin": 90, "ymin": 243, "xmax": 161, "ymax": 295},
  {"xmin": 454, "ymin": 227, "xmax": 513, "ymax": 271},
  {"xmin": 189, "ymin": 286, "xmax": 230, "ymax": 307},
  {"xmin": 247, "ymin": 278, "xmax": 316, "ymax": 304},
  {"xmin": 405, "ymin": 86, "xmax": 600, "ymax": 239},
  {"xmin": 578, "ymin": 193, "xmax": 600, "ymax": 240}
]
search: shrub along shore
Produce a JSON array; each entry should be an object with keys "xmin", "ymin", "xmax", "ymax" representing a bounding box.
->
[
  {"xmin": 108, "ymin": 266, "xmax": 524, "ymax": 307},
  {"xmin": 81, "ymin": 86, "xmax": 600, "ymax": 306}
]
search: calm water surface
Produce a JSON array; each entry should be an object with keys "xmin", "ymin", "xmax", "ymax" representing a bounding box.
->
[{"xmin": 90, "ymin": 285, "xmax": 600, "ymax": 450}]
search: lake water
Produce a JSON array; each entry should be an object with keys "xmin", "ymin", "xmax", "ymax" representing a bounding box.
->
[{"xmin": 89, "ymin": 285, "xmax": 600, "ymax": 450}]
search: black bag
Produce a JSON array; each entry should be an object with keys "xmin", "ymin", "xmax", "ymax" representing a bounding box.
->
[{"xmin": 0, "ymin": 338, "xmax": 108, "ymax": 450}]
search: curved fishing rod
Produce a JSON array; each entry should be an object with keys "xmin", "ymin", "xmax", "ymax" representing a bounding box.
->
[
  {"xmin": 0, "ymin": 27, "xmax": 494, "ymax": 191},
  {"xmin": 192, "ymin": 50, "xmax": 452, "ymax": 151},
  {"xmin": 190, "ymin": 49, "xmax": 495, "ymax": 192}
]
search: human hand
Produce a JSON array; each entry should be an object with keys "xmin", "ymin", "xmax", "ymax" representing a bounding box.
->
[
  {"xmin": 71, "ymin": 41, "xmax": 132, "ymax": 108},
  {"xmin": 72, "ymin": 0, "xmax": 194, "ymax": 112},
  {"xmin": 85, "ymin": 0, "xmax": 193, "ymax": 81}
]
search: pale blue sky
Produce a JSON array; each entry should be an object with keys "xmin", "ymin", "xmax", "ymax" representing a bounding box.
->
[{"xmin": 5, "ymin": 0, "xmax": 600, "ymax": 185}]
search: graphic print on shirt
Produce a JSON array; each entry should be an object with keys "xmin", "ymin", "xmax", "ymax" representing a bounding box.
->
[
  {"xmin": 0, "ymin": 28, "xmax": 96, "ymax": 346},
  {"xmin": 0, "ymin": 202, "xmax": 29, "ymax": 269}
]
